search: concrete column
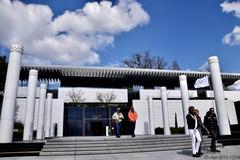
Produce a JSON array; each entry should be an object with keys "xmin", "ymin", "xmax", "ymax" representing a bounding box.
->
[
  {"xmin": 149, "ymin": 98, "xmax": 155, "ymax": 135},
  {"xmin": 45, "ymin": 93, "xmax": 53, "ymax": 138},
  {"xmin": 147, "ymin": 96, "xmax": 155, "ymax": 135},
  {"xmin": 50, "ymin": 120, "xmax": 54, "ymax": 137},
  {"xmin": 208, "ymin": 56, "xmax": 231, "ymax": 135},
  {"xmin": 36, "ymin": 84, "xmax": 47, "ymax": 140},
  {"xmin": 23, "ymin": 69, "xmax": 38, "ymax": 141},
  {"xmin": 0, "ymin": 44, "xmax": 23, "ymax": 143},
  {"xmin": 179, "ymin": 75, "xmax": 189, "ymax": 135},
  {"xmin": 160, "ymin": 87, "xmax": 171, "ymax": 135}
]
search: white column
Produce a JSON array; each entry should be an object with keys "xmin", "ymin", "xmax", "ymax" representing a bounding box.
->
[
  {"xmin": 147, "ymin": 96, "xmax": 155, "ymax": 135},
  {"xmin": 150, "ymin": 98, "xmax": 155, "ymax": 135},
  {"xmin": 23, "ymin": 69, "xmax": 38, "ymax": 141},
  {"xmin": 208, "ymin": 56, "xmax": 231, "ymax": 135},
  {"xmin": 179, "ymin": 75, "xmax": 189, "ymax": 135},
  {"xmin": 160, "ymin": 87, "xmax": 171, "ymax": 135},
  {"xmin": 0, "ymin": 44, "xmax": 23, "ymax": 143},
  {"xmin": 45, "ymin": 93, "xmax": 53, "ymax": 138},
  {"xmin": 147, "ymin": 96, "xmax": 154, "ymax": 135},
  {"xmin": 36, "ymin": 84, "xmax": 47, "ymax": 140}
]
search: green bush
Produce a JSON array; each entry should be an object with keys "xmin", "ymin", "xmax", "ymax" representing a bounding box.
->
[
  {"xmin": 170, "ymin": 127, "xmax": 185, "ymax": 134},
  {"xmin": 155, "ymin": 127, "xmax": 164, "ymax": 134},
  {"xmin": 155, "ymin": 127, "xmax": 185, "ymax": 134},
  {"xmin": 13, "ymin": 122, "xmax": 23, "ymax": 141}
]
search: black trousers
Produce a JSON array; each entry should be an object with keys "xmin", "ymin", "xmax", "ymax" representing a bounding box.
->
[
  {"xmin": 129, "ymin": 121, "xmax": 136, "ymax": 136},
  {"xmin": 209, "ymin": 129, "xmax": 217, "ymax": 150}
]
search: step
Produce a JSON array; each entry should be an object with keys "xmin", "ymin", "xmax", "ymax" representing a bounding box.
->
[
  {"xmin": 43, "ymin": 137, "xmax": 210, "ymax": 148},
  {"xmin": 45, "ymin": 137, "xmax": 193, "ymax": 144},
  {"xmin": 42, "ymin": 141, "xmax": 196, "ymax": 150},
  {"xmin": 40, "ymin": 143, "xmax": 214, "ymax": 156},
  {"xmin": 0, "ymin": 151, "xmax": 40, "ymax": 157},
  {"xmin": 40, "ymin": 141, "xmax": 214, "ymax": 156},
  {"xmin": 40, "ymin": 135, "xmax": 215, "ymax": 156},
  {"xmin": 48, "ymin": 135, "xmax": 192, "ymax": 141},
  {"xmin": 43, "ymin": 139, "xmax": 195, "ymax": 147},
  {"xmin": 0, "ymin": 142, "xmax": 44, "ymax": 157},
  {"xmin": 41, "ymin": 141, "xmax": 211, "ymax": 152},
  {"xmin": 43, "ymin": 141, "xmax": 204, "ymax": 149},
  {"xmin": 45, "ymin": 135, "xmax": 209, "ymax": 144},
  {"xmin": 44, "ymin": 139, "xmax": 201, "ymax": 148}
]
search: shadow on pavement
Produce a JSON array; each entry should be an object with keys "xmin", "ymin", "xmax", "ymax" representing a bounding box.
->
[{"xmin": 176, "ymin": 149, "xmax": 192, "ymax": 157}]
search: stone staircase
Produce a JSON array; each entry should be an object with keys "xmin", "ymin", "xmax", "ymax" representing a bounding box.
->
[
  {"xmin": 40, "ymin": 135, "xmax": 214, "ymax": 156},
  {"xmin": 0, "ymin": 142, "xmax": 44, "ymax": 157}
]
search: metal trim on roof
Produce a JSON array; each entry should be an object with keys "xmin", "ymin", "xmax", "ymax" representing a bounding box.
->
[{"xmin": 20, "ymin": 64, "xmax": 240, "ymax": 79}]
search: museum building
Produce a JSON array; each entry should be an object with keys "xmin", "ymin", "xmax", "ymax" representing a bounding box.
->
[{"xmin": 0, "ymin": 44, "xmax": 239, "ymax": 143}]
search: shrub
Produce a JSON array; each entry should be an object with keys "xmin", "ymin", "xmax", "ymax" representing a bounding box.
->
[{"xmin": 155, "ymin": 127, "xmax": 164, "ymax": 134}]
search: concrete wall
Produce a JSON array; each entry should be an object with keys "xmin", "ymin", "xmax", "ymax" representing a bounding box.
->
[
  {"xmin": 139, "ymin": 89, "xmax": 198, "ymax": 100},
  {"xmin": 17, "ymin": 87, "xmax": 40, "ymax": 98},
  {"xmin": 132, "ymin": 100, "xmax": 150, "ymax": 135},
  {"xmin": 224, "ymin": 91, "xmax": 240, "ymax": 101},
  {"xmin": 206, "ymin": 90, "xmax": 240, "ymax": 101},
  {"xmin": 15, "ymin": 87, "xmax": 240, "ymax": 137},
  {"xmin": 15, "ymin": 87, "xmax": 127, "ymax": 137},
  {"xmin": 16, "ymin": 98, "xmax": 64, "ymax": 137},
  {"xmin": 133, "ymin": 99, "xmax": 238, "ymax": 135},
  {"xmin": 51, "ymin": 99, "xmax": 64, "ymax": 137},
  {"xmin": 133, "ymin": 89, "xmax": 239, "ymax": 135},
  {"xmin": 58, "ymin": 87, "xmax": 128, "ymax": 103},
  {"xmin": 15, "ymin": 98, "xmax": 39, "ymax": 130}
]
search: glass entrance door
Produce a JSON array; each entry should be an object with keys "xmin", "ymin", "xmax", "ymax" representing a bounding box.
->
[
  {"xmin": 90, "ymin": 121, "xmax": 103, "ymax": 136},
  {"xmin": 84, "ymin": 106, "xmax": 109, "ymax": 136},
  {"xmin": 63, "ymin": 104, "xmax": 128, "ymax": 136}
]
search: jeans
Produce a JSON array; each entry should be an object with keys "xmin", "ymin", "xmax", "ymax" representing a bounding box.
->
[{"xmin": 115, "ymin": 122, "xmax": 121, "ymax": 137}]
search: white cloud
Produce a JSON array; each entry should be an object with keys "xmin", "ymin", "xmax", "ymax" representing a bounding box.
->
[
  {"xmin": 198, "ymin": 61, "xmax": 209, "ymax": 72},
  {"xmin": 223, "ymin": 25, "xmax": 240, "ymax": 45},
  {"xmin": 0, "ymin": 0, "xmax": 149, "ymax": 65},
  {"xmin": 104, "ymin": 61, "xmax": 123, "ymax": 68},
  {"xmin": 221, "ymin": 1, "xmax": 240, "ymax": 46},
  {"xmin": 221, "ymin": 1, "xmax": 240, "ymax": 18}
]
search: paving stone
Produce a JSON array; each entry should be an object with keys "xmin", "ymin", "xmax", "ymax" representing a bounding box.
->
[{"xmin": 1, "ymin": 145, "xmax": 240, "ymax": 160}]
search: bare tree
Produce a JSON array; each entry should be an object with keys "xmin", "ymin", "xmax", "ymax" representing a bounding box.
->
[
  {"xmin": 15, "ymin": 104, "xmax": 24, "ymax": 124},
  {"xmin": 123, "ymin": 52, "xmax": 154, "ymax": 68},
  {"xmin": 68, "ymin": 89, "xmax": 85, "ymax": 103},
  {"xmin": 96, "ymin": 92, "xmax": 116, "ymax": 103},
  {"xmin": 155, "ymin": 57, "xmax": 168, "ymax": 69},
  {"xmin": 169, "ymin": 60, "xmax": 180, "ymax": 70},
  {"xmin": 122, "ymin": 51, "xmax": 170, "ymax": 69}
]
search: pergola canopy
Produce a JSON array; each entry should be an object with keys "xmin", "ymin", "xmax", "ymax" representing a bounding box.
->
[{"xmin": 20, "ymin": 65, "xmax": 240, "ymax": 89}]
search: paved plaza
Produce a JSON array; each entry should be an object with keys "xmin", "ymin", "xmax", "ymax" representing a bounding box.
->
[{"xmin": 0, "ymin": 145, "xmax": 240, "ymax": 160}]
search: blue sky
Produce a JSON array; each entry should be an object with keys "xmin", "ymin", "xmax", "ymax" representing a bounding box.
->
[{"xmin": 0, "ymin": 0, "xmax": 240, "ymax": 72}]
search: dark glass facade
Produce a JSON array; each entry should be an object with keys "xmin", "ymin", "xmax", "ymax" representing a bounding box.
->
[{"xmin": 64, "ymin": 104, "xmax": 130, "ymax": 136}]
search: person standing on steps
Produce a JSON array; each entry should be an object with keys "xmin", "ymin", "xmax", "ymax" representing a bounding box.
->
[
  {"xmin": 186, "ymin": 106, "xmax": 202, "ymax": 158},
  {"xmin": 128, "ymin": 106, "xmax": 138, "ymax": 137},
  {"xmin": 195, "ymin": 109, "xmax": 209, "ymax": 155},
  {"xmin": 112, "ymin": 107, "xmax": 124, "ymax": 138},
  {"xmin": 204, "ymin": 108, "xmax": 221, "ymax": 152}
]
